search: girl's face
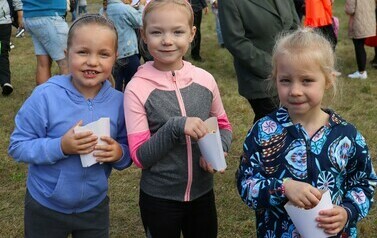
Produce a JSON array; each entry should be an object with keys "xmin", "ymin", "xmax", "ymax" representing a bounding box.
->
[
  {"xmin": 142, "ymin": 3, "xmax": 195, "ymax": 71},
  {"xmin": 276, "ymin": 53, "xmax": 331, "ymax": 123},
  {"xmin": 66, "ymin": 24, "xmax": 117, "ymax": 99}
]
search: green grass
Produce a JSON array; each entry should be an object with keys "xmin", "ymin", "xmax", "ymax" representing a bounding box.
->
[{"xmin": 1, "ymin": 1, "xmax": 377, "ymax": 237}]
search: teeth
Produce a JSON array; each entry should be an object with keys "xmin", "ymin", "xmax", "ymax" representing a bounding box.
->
[{"xmin": 84, "ymin": 70, "xmax": 97, "ymax": 75}]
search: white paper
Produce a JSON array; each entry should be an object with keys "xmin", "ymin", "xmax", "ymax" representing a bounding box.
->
[
  {"xmin": 284, "ymin": 190, "xmax": 333, "ymax": 238},
  {"xmin": 197, "ymin": 117, "xmax": 227, "ymax": 171},
  {"xmin": 74, "ymin": 118, "xmax": 110, "ymax": 167}
]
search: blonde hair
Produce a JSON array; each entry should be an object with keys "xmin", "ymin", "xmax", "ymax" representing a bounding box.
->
[
  {"xmin": 142, "ymin": 0, "xmax": 194, "ymax": 30},
  {"xmin": 270, "ymin": 27, "xmax": 339, "ymax": 99}
]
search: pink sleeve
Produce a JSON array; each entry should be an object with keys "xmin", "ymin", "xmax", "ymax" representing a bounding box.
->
[
  {"xmin": 209, "ymin": 77, "xmax": 232, "ymax": 132},
  {"xmin": 124, "ymin": 85, "xmax": 150, "ymax": 168}
]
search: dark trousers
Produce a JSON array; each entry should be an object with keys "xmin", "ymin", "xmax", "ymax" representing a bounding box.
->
[
  {"xmin": 139, "ymin": 189, "xmax": 218, "ymax": 238},
  {"xmin": 352, "ymin": 38, "xmax": 367, "ymax": 72},
  {"xmin": 191, "ymin": 10, "xmax": 203, "ymax": 58},
  {"xmin": 316, "ymin": 24, "xmax": 337, "ymax": 50},
  {"xmin": 247, "ymin": 97, "xmax": 279, "ymax": 123},
  {"xmin": 113, "ymin": 54, "xmax": 140, "ymax": 92},
  {"xmin": 24, "ymin": 190, "xmax": 109, "ymax": 238},
  {"xmin": 0, "ymin": 24, "xmax": 11, "ymax": 87}
]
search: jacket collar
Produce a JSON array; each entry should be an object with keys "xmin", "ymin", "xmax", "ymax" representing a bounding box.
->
[{"xmin": 248, "ymin": 0, "xmax": 279, "ymax": 17}]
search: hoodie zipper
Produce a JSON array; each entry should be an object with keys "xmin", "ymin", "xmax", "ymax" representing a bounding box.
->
[
  {"xmin": 87, "ymin": 99, "xmax": 93, "ymax": 120},
  {"xmin": 171, "ymin": 71, "xmax": 193, "ymax": 202},
  {"xmin": 299, "ymin": 125, "xmax": 325, "ymax": 184}
]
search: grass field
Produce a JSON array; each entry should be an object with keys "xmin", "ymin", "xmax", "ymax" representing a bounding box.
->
[{"xmin": 0, "ymin": 1, "xmax": 377, "ymax": 237}]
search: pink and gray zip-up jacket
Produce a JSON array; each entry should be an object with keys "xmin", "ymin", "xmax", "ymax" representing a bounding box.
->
[{"xmin": 124, "ymin": 61, "xmax": 232, "ymax": 202}]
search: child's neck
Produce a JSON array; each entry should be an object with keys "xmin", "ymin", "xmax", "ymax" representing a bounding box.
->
[{"xmin": 291, "ymin": 110, "xmax": 329, "ymax": 138}]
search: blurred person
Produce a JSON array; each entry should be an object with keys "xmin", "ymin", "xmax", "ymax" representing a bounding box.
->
[
  {"xmin": 0, "ymin": 0, "xmax": 23, "ymax": 96},
  {"xmin": 22, "ymin": 0, "xmax": 69, "ymax": 85},
  {"xmin": 100, "ymin": 0, "xmax": 144, "ymax": 92},
  {"xmin": 78, "ymin": 0, "xmax": 87, "ymax": 15},
  {"xmin": 210, "ymin": 0, "xmax": 223, "ymax": 48},
  {"xmin": 218, "ymin": 0, "xmax": 299, "ymax": 123},
  {"xmin": 189, "ymin": 0, "xmax": 208, "ymax": 62},
  {"xmin": 345, "ymin": 0, "xmax": 376, "ymax": 79},
  {"xmin": 304, "ymin": 0, "xmax": 337, "ymax": 50}
]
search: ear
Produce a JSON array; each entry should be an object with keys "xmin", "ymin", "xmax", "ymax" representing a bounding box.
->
[
  {"xmin": 189, "ymin": 26, "xmax": 196, "ymax": 43},
  {"xmin": 325, "ymin": 74, "xmax": 336, "ymax": 89},
  {"xmin": 64, "ymin": 48, "xmax": 68, "ymax": 58},
  {"xmin": 140, "ymin": 28, "xmax": 148, "ymax": 44}
]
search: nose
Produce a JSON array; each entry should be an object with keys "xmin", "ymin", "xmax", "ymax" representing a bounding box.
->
[
  {"xmin": 289, "ymin": 83, "xmax": 302, "ymax": 96},
  {"xmin": 87, "ymin": 54, "xmax": 99, "ymax": 66},
  {"xmin": 162, "ymin": 34, "xmax": 173, "ymax": 45}
]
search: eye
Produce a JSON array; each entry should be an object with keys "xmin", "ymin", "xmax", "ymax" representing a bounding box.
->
[
  {"xmin": 150, "ymin": 31, "xmax": 161, "ymax": 35},
  {"xmin": 278, "ymin": 78, "xmax": 290, "ymax": 84},
  {"xmin": 303, "ymin": 78, "xmax": 315, "ymax": 84},
  {"xmin": 100, "ymin": 52, "xmax": 111, "ymax": 58},
  {"xmin": 77, "ymin": 50, "xmax": 88, "ymax": 55},
  {"xmin": 174, "ymin": 30, "xmax": 185, "ymax": 35}
]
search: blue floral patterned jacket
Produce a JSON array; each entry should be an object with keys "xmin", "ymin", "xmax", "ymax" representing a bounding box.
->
[{"xmin": 237, "ymin": 107, "xmax": 377, "ymax": 238}]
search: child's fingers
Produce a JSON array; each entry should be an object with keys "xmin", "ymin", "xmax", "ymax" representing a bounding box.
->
[{"xmin": 99, "ymin": 136, "xmax": 114, "ymax": 144}]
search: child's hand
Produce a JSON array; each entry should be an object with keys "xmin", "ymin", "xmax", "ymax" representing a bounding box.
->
[
  {"xmin": 316, "ymin": 205, "xmax": 348, "ymax": 236},
  {"xmin": 184, "ymin": 117, "xmax": 208, "ymax": 141},
  {"xmin": 199, "ymin": 152, "xmax": 227, "ymax": 174},
  {"xmin": 61, "ymin": 121, "xmax": 98, "ymax": 155},
  {"xmin": 199, "ymin": 157, "xmax": 216, "ymax": 174},
  {"xmin": 93, "ymin": 136, "xmax": 123, "ymax": 163},
  {"xmin": 284, "ymin": 179, "xmax": 322, "ymax": 209}
]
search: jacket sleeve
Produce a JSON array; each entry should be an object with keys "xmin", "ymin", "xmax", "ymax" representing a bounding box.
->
[
  {"xmin": 13, "ymin": 0, "xmax": 23, "ymax": 11},
  {"xmin": 237, "ymin": 121, "xmax": 288, "ymax": 210},
  {"xmin": 218, "ymin": 0, "xmax": 272, "ymax": 79},
  {"xmin": 123, "ymin": 5, "xmax": 143, "ymax": 29},
  {"xmin": 8, "ymin": 89, "xmax": 67, "ymax": 165},
  {"xmin": 124, "ymin": 86, "xmax": 187, "ymax": 169},
  {"xmin": 208, "ymin": 76, "xmax": 232, "ymax": 152},
  {"xmin": 345, "ymin": 0, "xmax": 356, "ymax": 15},
  {"xmin": 111, "ymin": 103, "xmax": 133, "ymax": 170},
  {"xmin": 341, "ymin": 131, "xmax": 377, "ymax": 229}
]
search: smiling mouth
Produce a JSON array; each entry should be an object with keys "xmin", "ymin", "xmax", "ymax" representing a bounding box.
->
[{"xmin": 83, "ymin": 70, "xmax": 99, "ymax": 76}]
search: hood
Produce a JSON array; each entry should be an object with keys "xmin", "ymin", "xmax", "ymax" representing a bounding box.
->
[{"xmin": 45, "ymin": 74, "xmax": 113, "ymax": 103}]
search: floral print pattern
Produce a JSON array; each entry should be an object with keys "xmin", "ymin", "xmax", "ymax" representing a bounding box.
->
[{"xmin": 237, "ymin": 108, "xmax": 377, "ymax": 238}]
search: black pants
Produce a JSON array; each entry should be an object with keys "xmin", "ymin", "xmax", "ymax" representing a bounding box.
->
[
  {"xmin": 247, "ymin": 97, "xmax": 279, "ymax": 123},
  {"xmin": 191, "ymin": 10, "xmax": 203, "ymax": 58},
  {"xmin": 316, "ymin": 24, "xmax": 337, "ymax": 50},
  {"xmin": 0, "ymin": 24, "xmax": 11, "ymax": 87},
  {"xmin": 24, "ymin": 190, "xmax": 109, "ymax": 238},
  {"xmin": 352, "ymin": 38, "xmax": 367, "ymax": 72},
  {"xmin": 139, "ymin": 189, "xmax": 217, "ymax": 238}
]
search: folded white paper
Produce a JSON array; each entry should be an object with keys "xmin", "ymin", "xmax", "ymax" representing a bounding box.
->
[
  {"xmin": 197, "ymin": 117, "xmax": 226, "ymax": 171},
  {"xmin": 284, "ymin": 190, "xmax": 333, "ymax": 238},
  {"xmin": 74, "ymin": 118, "xmax": 110, "ymax": 167}
]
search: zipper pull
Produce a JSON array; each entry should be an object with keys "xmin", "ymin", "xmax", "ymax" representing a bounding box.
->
[{"xmin": 171, "ymin": 71, "xmax": 176, "ymax": 82}]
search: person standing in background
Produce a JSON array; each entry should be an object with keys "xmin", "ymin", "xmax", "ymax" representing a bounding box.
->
[
  {"xmin": 78, "ymin": 0, "xmax": 87, "ymax": 15},
  {"xmin": 0, "ymin": 0, "xmax": 23, "ymax": 95},
  {"xmin": 100, "ymin": 0, "xmax": 144, "ymax": 91},
  {"xmin": 346, "ymin": 0, "xmax": 376, "ymax": 80},
  {"xmin": 210, "ymin": 0, "xmax": 224, "ymax": 48},
  {"xmin": 304, "ymin": 0, "xmax": 337, "ymax": 50},
  {"xmin": 22, "ymin": 0, "xmax": 69, "ymax": 85},
  {"xmin": 218, "ymin": 0, "xmax": 299, "ymax": 123},
  {"xmin": 189, "ymin": 0, "xmax": 208, "ymax": 62}
]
